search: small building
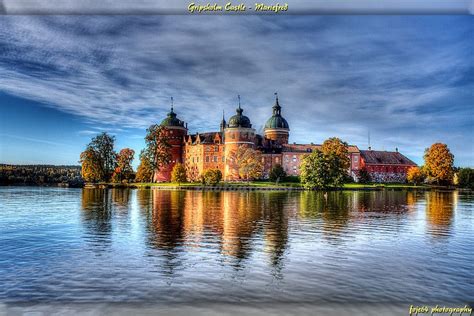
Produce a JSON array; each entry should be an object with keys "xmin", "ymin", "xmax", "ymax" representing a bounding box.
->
[{"xmin": 359, "ymin": 149, "xmax": 417, "ymax": 183}]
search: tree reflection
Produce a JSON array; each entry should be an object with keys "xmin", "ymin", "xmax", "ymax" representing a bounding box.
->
[
  {"xmin": 426, "ymin": 191, "xmax": 455, "ymax": 238},
  {"xmin": 80, "ymin": 188, "xmax": 113, "ymax": 250}
]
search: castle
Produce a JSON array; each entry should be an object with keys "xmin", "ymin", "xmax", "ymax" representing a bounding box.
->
[{"xmin": 155, "ymin": 95, "xmax": 416, "ymax": 182}]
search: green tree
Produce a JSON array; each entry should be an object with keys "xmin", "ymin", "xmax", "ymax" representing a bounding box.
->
[
  {"xmin": 202, "ymin": 169, "xmax": 222, "ymax": 186},
  {"xmin": 357, "ymin": 167, "xmax": 371, "ymax": 184},
  {"xmin": 142, "ymin": 125, "xmax": 172, "ymax": 182},
  {"xmin": 424, "ymin": 143, "xmax": 454, "ymax": 185},
  {"xmin": 79, "ymin": 147, "xmax": 102, "ymax": 182},
  {"xmin": 135, "ymin": 149, "xmax": 153, "ymax": 183},
  {"xmin": 457, "ymin": 168, "xmax": 474, "ymax": 189},
  {"xmin": 300, "ymin": 150, "xmax": 347, "ymax": 190},
  {"xmin": 171, "ymin": 163, "xmax": 187, "ymax": 185},
  {"xmin": 269, "ymin": 164, "xmax": 286, "ymax": 182},
  {"xmin": 112, "ymin": 148, "xmax": 135, "ymax": 183}
]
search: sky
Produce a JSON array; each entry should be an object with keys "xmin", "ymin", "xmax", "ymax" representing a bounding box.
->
[{"xmin": 0, "ymin": 16, "xmax": 473, "ymax": 167}]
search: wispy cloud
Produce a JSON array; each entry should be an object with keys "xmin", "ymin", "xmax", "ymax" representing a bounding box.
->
[{"xmin": 0, "ymin": 16, "xmax": 472, "ymax": 165}]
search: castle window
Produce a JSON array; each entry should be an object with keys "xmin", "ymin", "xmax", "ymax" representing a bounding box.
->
[
  {"xmin": 306, "ymin": 148, "xmax": 312, "ymax": 152},
  {"xmin": 206, "ymin": 156, "xmax": 209, "ymax": 162},
  {"xmin": 215, "ymin": 146, "xmax": 218, "ymax": 151},
  {"xmin": 214, "ymin": 156, "xmax": 217, "ymax": 162},
  {"xmin": 192, "ymin": 157, "xmax": 195, "ymax": 163},
  {"xmin": 293, "ymin": 155, "xmax": 297, "ymax": 162},
  {"xmin": 197, "ymin": 157, "xmax": 199, "ymax": 163},
  {"xmin": 222, "ymin": 156, "xmax": 225, "ymax": 162}
]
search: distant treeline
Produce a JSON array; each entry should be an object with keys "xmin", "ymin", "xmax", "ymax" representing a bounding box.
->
[{"xmin": 0, "ymin": 164, "xmax": 83, "ymax": 186}]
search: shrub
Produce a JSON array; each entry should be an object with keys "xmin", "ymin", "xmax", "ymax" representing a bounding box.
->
[
  {"xmin": 357, "ymin": 167, "xmax": 371, "ymax": 184},
  {"xmin": 202, "ymin": 169, "xmax": 222, "ymax": 186},
  {"xmin": 407, "ymin": 166, "xmax": 425, "ymax": 185},
  {"xmin": 457, "ymin": 168, "xmax": 474, "ymax": 189},
  {"xmin": 171, "ymin": 163, "xmax": 187, "ymax": 184},
  {"xmin": 269, "ymin": 164, "xmax": 286, "ymax": 182}
]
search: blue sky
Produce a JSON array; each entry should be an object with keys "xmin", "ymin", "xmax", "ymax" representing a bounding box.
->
[{"xmin": 0, "ymin": 16, "xmax": 473, "ymax": 167}]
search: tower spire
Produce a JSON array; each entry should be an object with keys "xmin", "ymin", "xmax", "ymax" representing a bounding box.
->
[
  {"xmin": 238, "ymin": 94, "xmax": 241, "ymax": 109},
  {"xmin": 170, "ymin": 96, "xmax": 174, "ymax": 112}
]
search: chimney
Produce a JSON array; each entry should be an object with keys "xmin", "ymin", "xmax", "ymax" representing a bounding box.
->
[
  {"xmin": 396, "ymin": 147, "xmax": 398, "ymax": 152},
  {"xmin": 368, "ymin": 146, "xmax": 372, "ymax": 150}
]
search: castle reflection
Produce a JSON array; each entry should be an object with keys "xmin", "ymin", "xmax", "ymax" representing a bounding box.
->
[{"xmin": 80, "ymin": 189, "xmax": 458, "ymax": 269}]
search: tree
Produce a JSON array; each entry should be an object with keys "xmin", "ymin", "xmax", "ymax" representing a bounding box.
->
[
  {"xmin": 202, "ymin": 169, "xmax": 222, "ymax": 186},
  {"xmin": 135, "ymin": 149, "xmax": 153, "ymax": 183},
  {"xmin": 457, "ymin": 168, "xmax": 474, "ymax": 189},
  {"xmin": 185, "ymin": 162, "xmax": 200, "ymax": 183},
  {"xmin": 112, "ymin": 148, "xmax": 135, "ymax": 183},
  {"xmin": 407, "ymin": 166, "xmax": 425, "ymax": 185},
  {"xmin": 79, "ymin": 147, "xmax": 102, "ymax": 182},
  {"xmin": 321, "ymin": 137, "xmax": 351, "ymax": 171},
  {"xmin": 269, "ymin": 164, "xmax": 286, "ymax": 182},
  {"xmin": 357, "ymin": 167, "xmax": 371, "ymax": 184},
  {"xmin": 142, "ymin": 125, "xmax": 172, "ymax": 182},
  {"xmin": 300, "ymin": 150, "xmax": 347, "ymax": 189},
  {"xmin": 80, "ymin": 132, "xmax": 117, "ymax": 182},
  {"xmin": 171, "ymin": 163, "xmax": 187, "ymax": 184},
  {"xmin": 423, "ymin": 143, "xmax": 454, "ymax": 185},
  {"xmin": 227, "ymin": 146, "xmax": 263, "ymax": 181}
]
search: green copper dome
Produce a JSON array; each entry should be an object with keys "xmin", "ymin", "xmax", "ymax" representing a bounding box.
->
[
  {"xmin": 264, "ymin": 96, "xmax": 289, "ymax": 129},
  {"xmin": 228, "ymin": 97, "xmax": 252, "ymax": 128},
  {"xmin": 160, "ymin": 106, "xmax": 185, "ymax": 128}
]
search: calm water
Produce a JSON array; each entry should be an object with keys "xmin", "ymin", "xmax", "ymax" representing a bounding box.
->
[{"xmin": 0, "ymin": 187, "xmax": 473, "ymax": 307}]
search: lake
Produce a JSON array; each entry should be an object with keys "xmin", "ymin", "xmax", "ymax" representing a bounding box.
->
[{"xmin": 0, "ymin": 187, "xmax": 473, "ymax": 314}]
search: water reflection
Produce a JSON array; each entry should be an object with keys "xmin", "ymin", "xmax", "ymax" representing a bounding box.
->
[
  {"xmin": 81, "ymin": 189, "xmax": 113, "ymax": 249},
  {"xmin": 426, "ymin": 191, "xmax": 456, "ymax": 238},
  {"xmin": 80, "ymin": 188, "xmax": 460, "ymax": 266}
]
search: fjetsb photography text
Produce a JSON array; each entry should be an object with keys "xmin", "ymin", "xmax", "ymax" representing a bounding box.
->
[{"xmin": 188, "ymin": 2, "xmax": 289, "ymax": 13}]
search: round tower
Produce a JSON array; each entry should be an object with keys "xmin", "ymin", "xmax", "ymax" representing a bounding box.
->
[
  {"xmin": 154, "ymin": 99, "xmax": 187, "ymax": 182},
  {"xmin": 264, "ymin": 94, "xmax": 289, "ymax": 145},
  {"xmin": 224, "ymin": 96, "xmax": 256, "ymax": 181}
]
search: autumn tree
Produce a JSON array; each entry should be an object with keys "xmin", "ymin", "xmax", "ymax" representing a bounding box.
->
[
  {"xmin": 228, "ymin": 146, "xmax": 263, "ymax": 181},
  {"xmin": 269, "ymin": 164, "xmax": 286, "ymax": 182},
  {"xmin": 300, "ymin": 150, "xmax": 347, "ymax": 189},
  {"xmin": 135, "ymin": 149, "xmax": 153, "ymax": 183},
  {"xmin": 423, "ymin": 143, "xmax": 454, "ymax": 185},
  {"xmin": 142, "ymin": 124, "xmax": 172, "ymax": 182},
  {"xmin": 79, "ymin": 147, "xmax": 102, "ymax": 182},
  {"xmin": 112, "ymin": 148, "xmax": 135, "ymax": 183},
  {"xmin": 406, "ymin": 166, "xmax": 425, "ymax": 185},
  {"xmin": 321, "ymin": 137, "xmax": 351, "ymax": 171},
  {"xmin": 80, "ymin": 132, "xmax": 117, "ymax": 182},
  {"xmin": 185, "ymin": 162, "xmax": 200, "ymax": 183},
  {"xmin": 202, "ymin": 169, "xmax": 222, "ymax": 186},
  {"xmin": 171, "ymin": 163, "xmax": 187, "ymax": 184}
]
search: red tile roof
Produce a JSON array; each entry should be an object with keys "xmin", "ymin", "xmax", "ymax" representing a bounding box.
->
[{"xmin": 360, "ymin": 150, "xmax": 416, "ymax": 166}]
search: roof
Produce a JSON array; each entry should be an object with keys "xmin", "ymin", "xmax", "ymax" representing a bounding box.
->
[
  {"xmin": 360, "ymin": 150, "xmax": 417, "ymax": 166},
  {"xmin": 264, "ymin": 97, "xmax": 289, "ymax": 129},
  {"xmin": 282, "ymin": 143, "xmax": 360, "ymax": 153},
  {"xmin": 228, "ymin": 105, "xmax": 252, "ymax": 128},
  {"xmin": 160, "ymin": 107, "xmax": 186, "ymax": 128},
  {"xmin": 186, "ymin": 132, "xmax": 222, "ymax": 145}
]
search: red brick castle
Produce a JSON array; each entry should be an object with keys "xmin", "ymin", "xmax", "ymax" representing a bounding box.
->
[{"xmin": 154, "ymin": 95, "xmax": 416, "ymax": 182}]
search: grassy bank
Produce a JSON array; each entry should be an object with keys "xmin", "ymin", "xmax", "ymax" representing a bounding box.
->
[{"xmin": 98, "ymin": 181, "xmax": 433, "ymax": 191}]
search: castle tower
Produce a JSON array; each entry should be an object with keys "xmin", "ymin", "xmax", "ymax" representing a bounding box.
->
[
  {"xmin": 264, "ymin": 93, "xmax": 290, "ymax": 145},
  {"xmin": 154, "ymin": 98, "xmax": 188, "ymax": 182},
  {"xmin": 224, "ymin": 96, "xmax": 256, "ymax": 180}
]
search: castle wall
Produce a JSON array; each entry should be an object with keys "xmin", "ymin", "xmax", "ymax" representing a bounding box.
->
[
  {"xmin": 154, "ymin": 126, "xmax": 187, "ymax": 182},
  {"xmin": 224, "ymin": 127, "xmax": 256, "ymax": 181}
]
